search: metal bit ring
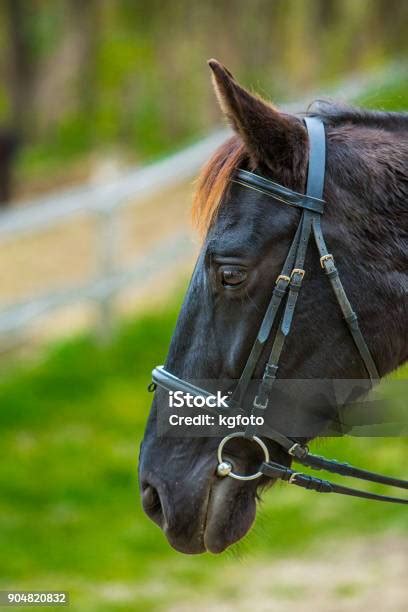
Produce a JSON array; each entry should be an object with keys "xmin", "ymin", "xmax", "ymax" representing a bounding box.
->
[{"xmin": 217, "ymin": 432, "xmax": 270, "ymax": 481}]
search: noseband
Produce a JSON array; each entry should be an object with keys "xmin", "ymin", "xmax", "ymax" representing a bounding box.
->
[{"xmin": 149, "ymin": 117, "xmax": 408, "ymax": 504}]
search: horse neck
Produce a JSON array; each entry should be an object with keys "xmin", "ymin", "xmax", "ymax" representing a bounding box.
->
[{"xmin": 325, "ymin": 128, "xmax": 407, "ymax": 375}]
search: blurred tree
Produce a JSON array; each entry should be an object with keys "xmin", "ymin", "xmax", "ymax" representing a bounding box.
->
[
  {"xmin": 2, "ymin": 0, "xmax": 38, "ymax": 134},
  {"xmin": 0, "ymin": 0, "xmax": 32, "ymax": 204},
  {"xmin": 69, "ymin": 0, "xmax": 100, "ymax": 117},
  {"xmin": 0, "ymin": 128, "xmax": 18, "ymax": 207},
  {"xmin": 0, "ymin": 0, "xmax": 405, "ymax": 199}
]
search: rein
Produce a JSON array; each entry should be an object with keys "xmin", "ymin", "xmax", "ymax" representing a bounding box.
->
[{"xmin": 149, "ymin": 117, "xmax": 408, "ymax": 505}]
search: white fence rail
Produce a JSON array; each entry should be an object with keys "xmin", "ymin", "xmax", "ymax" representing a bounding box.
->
[
  {"xmin": 0, "ymin": 232, "xmax": 191, "ymax": 336},
  {"xmin": 0, "ymin": 62, "xmax": 404, "ymax": 344},
  {"xmin": 0, "ymin": 129, "xmax": 230, "ymax": 240}
]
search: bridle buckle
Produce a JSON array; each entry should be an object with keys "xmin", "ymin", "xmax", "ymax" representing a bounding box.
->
[
  {"xmin": 253, "ymin": 395, "xmax": 269, "ymax": 410},
  {"xmin": 275, "ymin": 274, "xmax": 290, "ymax": 285},
  {"xmin": 320, "ymin": 253, "xmax": 334, "ymax": 268},
  {"xmin": 290, "ymin": 268, "xmax": 305, "ymax": 280},
  {"xmin": 288, "ymin": 442, "xmax": 308, "ymax": 459}
]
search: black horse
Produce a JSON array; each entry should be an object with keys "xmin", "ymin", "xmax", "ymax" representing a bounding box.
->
[{"xmin": 139, "ymin": 60, "xmax": 407, "ymax": 554}]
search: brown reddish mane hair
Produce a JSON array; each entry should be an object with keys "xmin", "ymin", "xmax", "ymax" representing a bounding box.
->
[{"xmin": 192, "ymin": 135, "xmax": 247, "ymax": 236}]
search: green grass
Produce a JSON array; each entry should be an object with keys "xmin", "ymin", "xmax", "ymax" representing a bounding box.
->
[{"xmin": 0, "ymin": 300, "xmax": 407, "ymax": 611}]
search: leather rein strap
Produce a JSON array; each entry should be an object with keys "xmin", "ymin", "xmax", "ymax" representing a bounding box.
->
[{"xmin": 150, "ymin": 116, "xmax": 407, "ymax": 505}]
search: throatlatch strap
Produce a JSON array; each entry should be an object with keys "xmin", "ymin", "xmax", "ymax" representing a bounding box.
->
[
  {"xmin": 303, "ymin": 116, "xmax": 379, "ymax": 381},
  {"xmin": 313, "ymin": 216, "xmax": 380, "ymax": 381}
]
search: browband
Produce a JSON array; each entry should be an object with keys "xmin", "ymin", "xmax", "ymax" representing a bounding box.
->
[{"xmin": 232, "ymin": 168, "xmax": 325, "ymax": 214}]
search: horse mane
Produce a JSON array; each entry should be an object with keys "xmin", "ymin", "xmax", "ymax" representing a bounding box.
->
[
  {"xmin": 308, "ymin": 99, "xmax": 408, "ymax": 130},
  {"xmin": 192, "ymin": 102, "xmax": 408, "ymax": 236},
  {"xmin": 192, "ymin": 136, "xmax": 247, "ymax": 236}
]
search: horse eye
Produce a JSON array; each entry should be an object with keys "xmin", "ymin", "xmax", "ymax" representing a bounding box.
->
[{"xmin": 221, "ymin": 268, "xmax": 247, "ymax": 287}]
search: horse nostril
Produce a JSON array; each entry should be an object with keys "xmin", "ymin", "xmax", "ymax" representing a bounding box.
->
[
  {"xmin": 141, "ymin": 483, "xmax": 164, "ymax": 526},
  {"xmin": 143, "ymin": 485, "xmax": 160, "ymax": 509}
]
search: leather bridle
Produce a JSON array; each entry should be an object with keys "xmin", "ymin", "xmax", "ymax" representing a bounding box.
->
[{"xmin": 149, "ymin": 117, "xmax": 408, "ymax": 504}]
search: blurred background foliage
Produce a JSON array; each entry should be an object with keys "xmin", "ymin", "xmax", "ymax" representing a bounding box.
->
[{"xmin": 0, "ymin": 0, "xmax": 406, "ymax": 189}]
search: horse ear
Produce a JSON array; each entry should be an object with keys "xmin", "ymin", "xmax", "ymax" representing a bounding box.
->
[{"xmin": 208, "ymin": 59, "xmax": 306, "ymax": 178}]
